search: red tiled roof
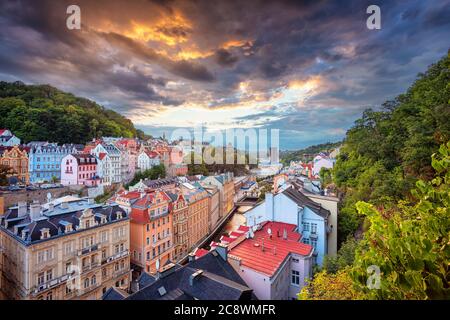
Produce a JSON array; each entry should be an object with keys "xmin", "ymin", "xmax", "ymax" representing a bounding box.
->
[
  {"xmin": 145, "ymin": 150, "xmax": 160, "ymax": 158},
  {"xmin": 229, "ymin": 221, "xmax": 313, "ymax": 277},
  {"xmin": 220, "ymin": 235, "xmax": 236, "ymax": 244},
  {"xmin": 98, "ymin": 152, "xmax": 107, "ymax": 160},
  {"xmin": 237, "ymin": 225, "xmax": 250, "ymax": 232},
  {"xmin": 194, "ymin": 248, "xmax": 209, "ymax": 258},
  {"xmin": 130, "ymin": 209, "xmax": 150, "ymax": 224},
  {"xmin": 209, "ymin": 241, "xmax": 219, "ymax": 248},
  {"xmin": 117, "ymin": 191, "xmax": 141, "ymax": 200},
  {"xmin": 230, "ymin": 231, "xmax": 244, "ymax": 238},
  {"xmin": 0, "ymin": 129, "xmax": 5, "ymax": 135}
]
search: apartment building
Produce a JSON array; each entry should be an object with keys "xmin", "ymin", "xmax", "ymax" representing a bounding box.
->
[
  {"xmin": 129, "ymin": 190, "xmax": 174, "ymax": 275},
  {"xmin": 166, "ymin": 190, "xmax": 189, "ymax": 261},
  {"xmin": 201, "ymin": 172, "xmax": 235, "ymax": 218},
  {"xmin": 0, "ymin": 145, "xmax": 30, "ymax": 185},
  {"xmin": 90, "ymin": 143, "xmax": 122, "ymax": 185},
  {"xmin": 181, "ymin": 183, "xmax": 209, "ymax": 249},
  {"xmin": 0, "ymin": 197, "xmax": 130, "ymax": 300}
]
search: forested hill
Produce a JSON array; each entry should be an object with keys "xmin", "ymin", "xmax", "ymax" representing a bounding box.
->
[
  {"xmin": 0, "ymin": 81, "xmax": 148, "ymax": 144},
  {"xmin": 334, "ymin": 51, "xmax": 450, "ymax": 243},
  {"xmin": 300, "ymin": 52, "xmax": 449, "ymax": 300},
  {"xmin": 280, "ymin": 141, "xmax": 341, "ymax": 166}
]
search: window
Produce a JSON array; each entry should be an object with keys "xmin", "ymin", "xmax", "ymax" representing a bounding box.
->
[
  {"xmin": 84, "ymin": 278, "xmax": 90, "ymax": 289},
  {"xmin": 101, "ymin": 231, "xmax": 108, "ymax": 242},
  {"xmin": 102, "ymin": 249, "xmax": 107, "ymax": 260},
  {"xmin": 303, "ymin": 238, "xmax": 310, "ymax": 245},
  {"xmin": 302, "ymin": 222, "xmax": 310, "ymax": 232},
  {"xmin": 146, "ymin": 251, "xmax": 150, "ymax": 260},
  {"xmin": 64, "ymin": 242, "xmax": 73, "ymax": 255},
  {"xmin": 311, "ymin": 238, "xmax": 318, "ymax": 249},
  {"xmin": 146, "ymin": 237, "xmax": 150, "ymax": 245},
  {"xmin": 46, "ymin": 292, "xmax": 53, "ymax": 300},
  {"xmin": 45, "ymin": 248, "xmax": 54, "ymax": 260},
  {"xmin": 37, "ymin": 251, "xmax": 45, "ymax": 264},
  {"xmin": 146, "ymin": 224, "xmax": 150, "ymax": 231},
  {"xmin": 37, "ymin": 272, "xmax": 45, "ymax": 285},
  {"xmin": 91, "ymin": 275, "xmax": 96, "ymax": 286},
  {"xmin": 46, "ymin": 269, "xmax": 53, "ymax": 282},
  {"xmin": 291, "ymin": 270, "xmax": 300, "ymax": 286},
  {"xmin": 311, "ymin": 223, "xmax": 318, "ymax": 234}
]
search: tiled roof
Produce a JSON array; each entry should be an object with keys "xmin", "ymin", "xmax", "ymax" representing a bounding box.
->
[
  {"xmin": 229, "ymin": 221, "xmax": 313, "ymax": 277},
  {"xmin": 194, "ymin": 248, "xmax": 209, "ymax": 258},
  {"xmin": 124, "ymin": 251, "xmax": 252, "ymax": 300},
  {"xmin": 282, "ymin": 186, "xmax": 330, "ymax": 219}
]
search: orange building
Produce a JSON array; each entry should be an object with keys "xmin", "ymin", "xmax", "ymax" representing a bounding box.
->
[
  {"xmin": 129, "ymin": 190, "xmax": 174, "ymax": 274},
  {"xmin": 181, "ymin": 185, "xmax": 210, "ymax": 250},
  {"xmin": 0, "ymin": 145, "xmax": 29, "ymax": 184},
  {"xmin": 166, "ymin": 190, "xmax": 189, "ymax": 261}
]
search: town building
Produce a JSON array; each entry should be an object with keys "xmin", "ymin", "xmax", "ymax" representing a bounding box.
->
[
  {"xmin": 312, "ymin": 154, "xmax": 335, "ymax": 176},
  {"xmin": 28, "ymin": 142, "xmax": 82, "ymax": 183},
  {"xmin": 166, "ymin": 190, "xmax": 189, "ymax": 261},
  {"xmin": 180, "ymin": 182, "xmax": 210, "ymax": 250},
  {"xmin": 129, "ymin": 177, "xmax": 178, "ymax": 192},
  {"xmin": 137, "ymin": 150, "xmax": 160, "ymax": 171},
  {"xmin": 0, "ymin": 129, "xmax": 20, "ymax": 147},
  {"xmin": 199, "ymin": 183, "xmax": 220, "ymax": 232},
  {"xmin": 60, "ymin": 154, "xmax": 100, "ymax": 187},
  {"xmin": 0, "ymin": 145, "xmax": 30, "ymax": 185},
  {"xmin": 201, "ymin": 172, "xmax": 235, "ymax": 219},
  {"xmin": 104, "ymin": 248, "xmax": 253, "ymax": 300},
  {"xmin": 227, "ymin": 222, "xmax": 313, "ymax": 300},
  {"xmin": 129, "ymin": 190, "xmax": 174, "ymax": 275},
  {"xmin": 90, "ymin": 143, "xmax": 122, "ymax": 185},
  {"xmin": 0, "ymin": 197, "xmax": 130, "ymax": 300},
  {"xmin": 244, "ymin": 181, "xmax": 335, "ymax": 266}
]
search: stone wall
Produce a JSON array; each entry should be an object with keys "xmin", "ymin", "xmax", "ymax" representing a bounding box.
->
[{"xmin": 1, "ymin": 185, "xmax": 87, "ymax": 208}]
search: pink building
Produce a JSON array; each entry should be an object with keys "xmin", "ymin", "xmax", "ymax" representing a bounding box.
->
[
  {"xmin": 61, "ymin": 154, "xmax": 100, "ymax": 186},
  {"xmin": 227, "ymin": 221, "xmax": 313, "ymax": 300}
]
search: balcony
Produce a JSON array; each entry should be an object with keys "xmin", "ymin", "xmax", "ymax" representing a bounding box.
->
[
  {"xmin": 101, "ymin": 249, "xmax": 129, "ymax": 265},
  {"xmin": 309, "ymin": 232, "xmax": 318, "ymax": 239},
  {"xmin": 152, "ymin": 234, "xmax": 171, "ymax": 246},
  {"xmin": 77, "ymin": 244, "xmax": 101, "ymax": 256},
  {"xmin": 32, "ymin": 273, "xmax": 71, "ymax": 295}
]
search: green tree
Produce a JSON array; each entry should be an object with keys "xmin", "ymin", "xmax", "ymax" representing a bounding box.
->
[
  {"xmin": 0, "ymin": 164, "xmax": 14, "ymax": 186},
  {"xmin": 351, "ymin": 142, "xmax": 450, "ymax": 299}
]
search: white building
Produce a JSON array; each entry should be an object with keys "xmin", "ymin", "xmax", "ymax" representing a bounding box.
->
[
  {"xmin": 91, "ymin": 143, "xmax": 122, "ymax": 185},
  {"xmin": 0, "ymin": 129, "xmax": 20, "ymax": 146},
  {"xmin": 312, "ymin": 155, "xmax": 335, "ymax": 176},
  {"xmin": 137, "ymin": 150, "xmax": 160, "ymax": 171}
]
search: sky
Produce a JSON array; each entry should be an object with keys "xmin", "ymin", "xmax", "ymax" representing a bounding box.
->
[{"xmin": 0, "ymin": 0, "xmax": 449, "ymax": 150}]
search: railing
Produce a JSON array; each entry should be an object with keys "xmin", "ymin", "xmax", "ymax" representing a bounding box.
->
[
  {"xmin": 152, "ymin": 234, "xmax": 171, "ymax": 245},
  {"xmin": 101, "ymin": 249, "xmax": 129, "ymax": 265},
  {"xmin": 77, "ymin": 244, "xmax": 101, "ymax": 256}
]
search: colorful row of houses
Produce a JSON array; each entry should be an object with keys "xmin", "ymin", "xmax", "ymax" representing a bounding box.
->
[{"xmin": 0, "ymin": 130, "xmax": 188, "ymax": 187}]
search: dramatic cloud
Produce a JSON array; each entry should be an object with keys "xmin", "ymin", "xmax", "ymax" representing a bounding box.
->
[{"xmin": 0, "ymin": 0, "xmax": 449, "ymax": 149}]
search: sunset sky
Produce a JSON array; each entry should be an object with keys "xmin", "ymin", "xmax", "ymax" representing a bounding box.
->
[{"xmin": 0, "ymin": 0, "xmax": 449, "ymax": 149}]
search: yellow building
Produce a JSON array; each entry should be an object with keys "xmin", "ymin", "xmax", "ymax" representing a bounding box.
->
[
  {"xmin": 0, "ymin": 197, "xmax": 130, "ymax": 300},
  {"xmin": 0, "ymin": 145, "xmax": 29, "ymax": 185}
]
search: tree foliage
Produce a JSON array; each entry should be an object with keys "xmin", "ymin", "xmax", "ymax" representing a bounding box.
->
[
  {"xmin": 351, "ymin": 142, "xmax": 450, "ymax": 299},
  {"xmin": 334, "ymin": 52, "xmax": 450, "ymax": 244},
  {"xmin": 0, "ymin": 81, "xmax": 148, "ymax": 144},
  {"xmin": 126, "ymin": 164, "xmax": 166, "ymax": 187},
  {"xmin": 299, "ymin": 267, "xmax": 364, "ymax": 300}
]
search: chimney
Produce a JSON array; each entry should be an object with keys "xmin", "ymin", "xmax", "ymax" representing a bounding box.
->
[
  {"xmin": 48, "ymin": 203, "xmax": 54, "ymax": 212},
  {"xmin": 283, "ymin": 228, "xmax": 288, "ymax": 240},
  {"xmin": 189, "ymin": 270, "xmax": 203, "ymax": 286},
  {"xmin": 61, "ymin": 202, "xmax": 69, "ymax": 209},
  {"xmin": 130, "ymin": 280, "xmax": 140, "ymax": 293},
  {"xmin": 30, "ymin": 202, "xmax": 42, "ymax": 221},
  {"xmin": 188, "ymin": 252, "xmax": 196, "ymax": 262},
  {"xmin": 87, "ymin": 198, "xmax": 94, "ymax": 204},
  {"xmin": 17, "ymin": 201, "xmax": 27, "ymax": 217},
  {"xmin": 215, "ymin": 243, "xmax": 228, "ymax": 261}
]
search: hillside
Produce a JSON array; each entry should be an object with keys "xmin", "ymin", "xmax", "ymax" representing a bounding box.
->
[
  {"xmin": 334, "ymin": 51, "xmax": 450, "ymax": 243},
  {"xmin": 301, "ymin": 52, "xmax": 450, "ymax": 300},
  {"xmin": 280, "ymin": 141, "xmax": 341, "ymax": 166},
  {"xmin": 0, "ymin": 81, "xmax": 149, "ymax": 144}
]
